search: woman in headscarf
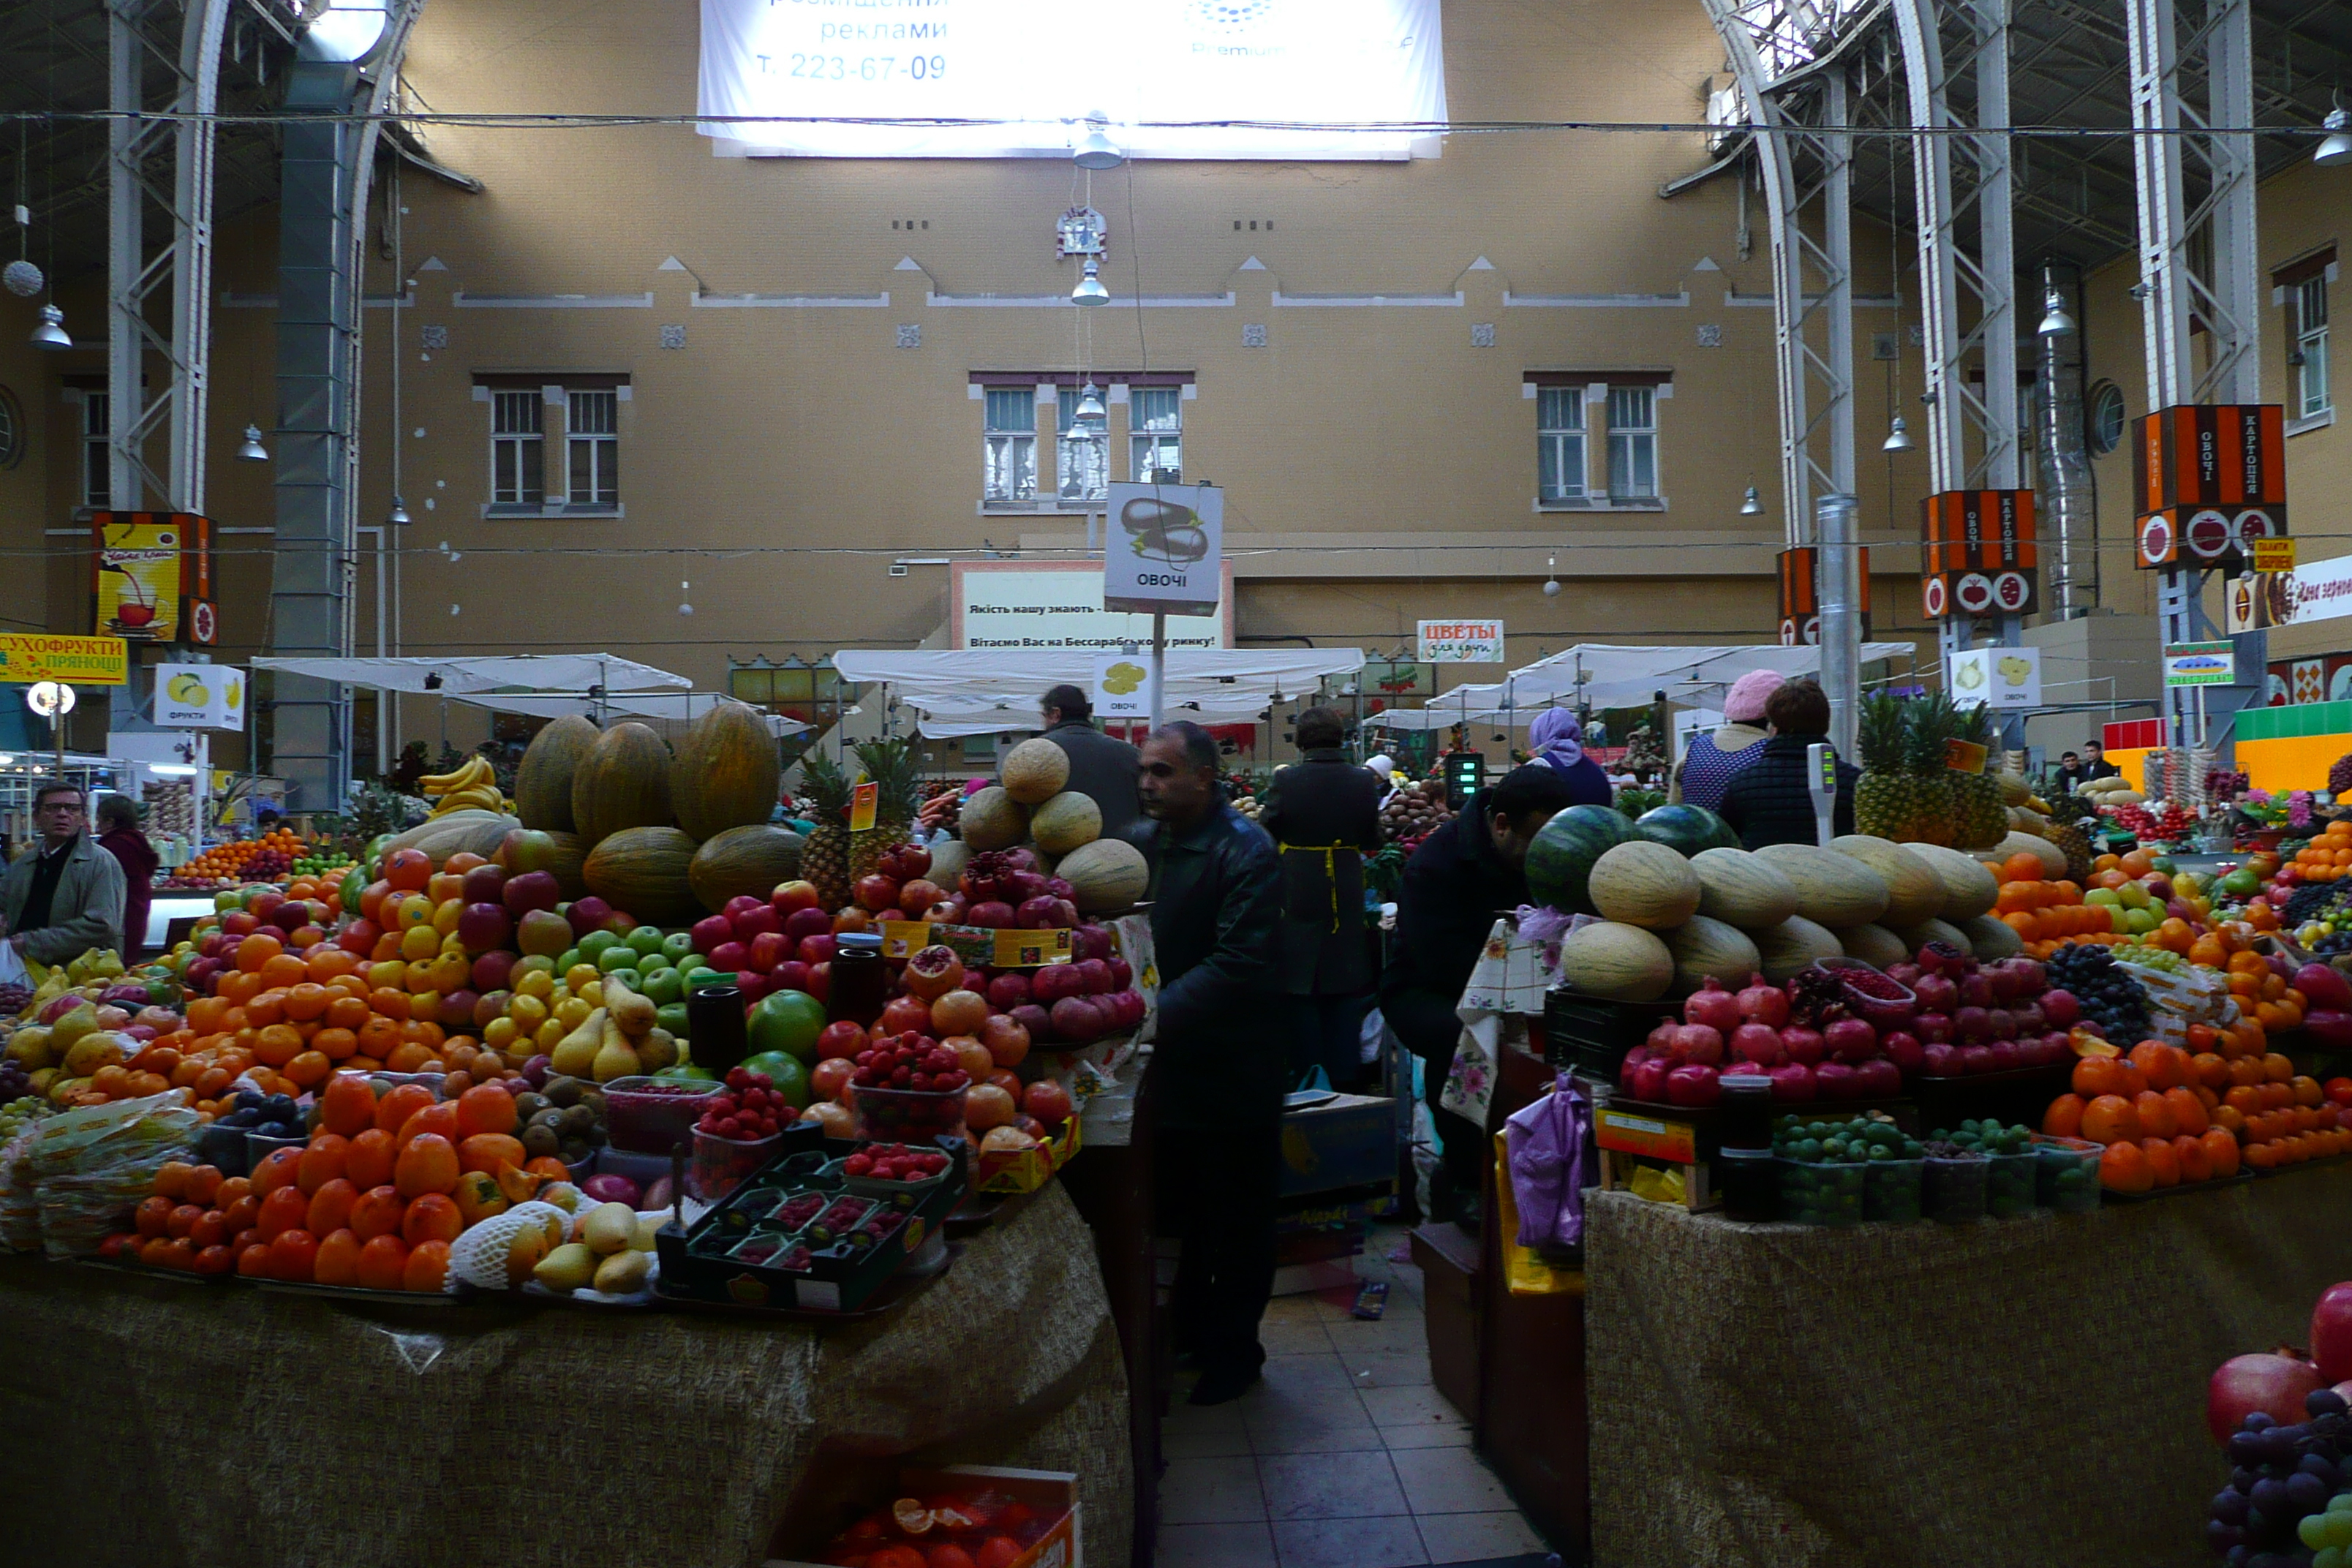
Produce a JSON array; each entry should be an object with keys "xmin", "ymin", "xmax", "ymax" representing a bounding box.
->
[
  {"xmin": 1527, "ymin": 708, "xmax": 1614, "ymax": 806},
  {"xmin": 1676, "ymin": 669, "xmax": 1783, "ymax": 812},
  {"xmin": 1363, "ymin": 753, "xmax": 1398, "ymax": 805}
]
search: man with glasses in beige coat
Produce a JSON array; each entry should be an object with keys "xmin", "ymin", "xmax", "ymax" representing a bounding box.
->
[{"xmin": 0, "ymin": 781, "xmax": 128, "ymax": 965}]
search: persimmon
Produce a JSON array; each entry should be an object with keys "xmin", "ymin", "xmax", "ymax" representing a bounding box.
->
[
  {"xmin": 2202, "ymin": 1127, "xmax": 2242, "ymax": 1177},
  {"xmin": 355, "ymin": 1233, "xmax": 410, "ymax": 1289},
  {"xmin": 2133, "ymin": 1090, "xmax": 2176, "ymax": 1140},
  {"xmin": 402, "ymin": 1239, "xmax": 451, "ymax": 1294},
  {"xmin": 2081, "ymin": 1094, "xmax": 2142, "ymax": 1145},
  {"xmin": 2173, "ymin": 1133, "xmax": 2213, "ymax": 1183},
  {"xmin": 350, "ymin": 1185, "xmax": 407, "ymax": 1240},
  {"xmin": 306, "ymin": 1178, "xmax": 360, "ymax": 1237},
  {"xmin": 402, "ymin": 1193, "xmax": 463, "ymax": 1247},
  {"xmin": 257, "ymin": 1184, "xmax": 310, "ymax": 1240},
  {"xmin": 2073, "ymin": 1056, "xmax": 2123, "ymax": 1098},
  {"xmin": 2100, "ymin": 1139, "xmax": 2155, "ymax": 1192},
  {"xmin": 296, "ymin": 1134, "xmax": 349, "ymax": 1196},
  {"xmin": 2140, "ymin": 1136, "xmax": 2182, "ymax": 1187},
  {"xmin": 2043, "ymin": 1094, "xmax": 2086, "ymax": 1139},
  {"xmin": 374, "ymin": 1082, "xmax": 437, "ymax": 1137},
  {"xmin": 393, "ymin": 1133, "xmax": 460, "ymax": 1199},
  {"xmin": 2163, "ymin": 1086, "xmax": 2209, "ymax": 1137},
  {"xmin": 396, "ymin": 1102, "xmax": 461, "ymax": 1151}
]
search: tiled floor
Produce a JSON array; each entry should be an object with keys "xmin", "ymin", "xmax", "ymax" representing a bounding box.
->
[{"xmin": 1156, "ymin": 1232, "xmax": 1556, "ymax": 1568}]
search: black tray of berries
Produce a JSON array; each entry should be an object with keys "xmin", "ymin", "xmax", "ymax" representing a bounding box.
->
[{"xmin": 655, "ymin": 1131, "xmax": 968, "ymax": 1314}]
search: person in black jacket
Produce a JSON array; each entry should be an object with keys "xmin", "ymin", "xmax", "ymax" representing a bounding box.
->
[
  {"xmin": 1379, "ymin": 764, "xmax": 1583, "ymax": 1226},
  {"xmin": 1128, "ymin": 720, "xmax": 1288, "ymax": 1404},
  {"xmin": 1259, "ymin": 706, "xmax": 1384, "ymax": 1086},
  {"xmin": 1040, "ymin": 684, "xmax": 1143, "ymax": 838},
  {"xmin": 1714, "ymin": 679, "xmax": 1858, "ymax": 851}
]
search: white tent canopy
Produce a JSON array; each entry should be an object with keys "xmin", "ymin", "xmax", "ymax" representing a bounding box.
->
[
  {"xmin": 467, "ymin": 691, "xmax": 807, "ymax": 736},
  {"xmin": 1363, "ymin": 643, "xmax": 1919, "ymax": 732},
  {"xmin": 832, "ymin": 647, "xmax": 1367, "ymax": 736},
  {"xmin": 250, "ymin": 654, "xmax": 691, "ymax": 694}
]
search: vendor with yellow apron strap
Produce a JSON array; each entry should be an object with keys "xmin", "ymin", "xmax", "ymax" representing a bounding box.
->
[{"xmin": 1256, "ymin": 707, "xmax": 1386, "ymax": 1087}]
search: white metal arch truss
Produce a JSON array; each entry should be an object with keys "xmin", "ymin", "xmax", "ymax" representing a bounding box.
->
[{"xmin": 1698, "ymin": 0, "xmax": 1861, "ymax": 546}]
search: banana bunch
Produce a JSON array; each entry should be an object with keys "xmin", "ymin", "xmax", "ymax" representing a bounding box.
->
[{"xmin": 421, "ymin": 754, "xmax": 509, "ymax": 818}]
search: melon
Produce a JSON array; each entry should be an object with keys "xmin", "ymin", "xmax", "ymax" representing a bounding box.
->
[
  {"xmin": 1665, "ymin": 916, "xmax": 1762, "ymax": 995},
  {"xmin": 1827, "ymin": 836, "xmax": 1945, "ymax": 927},
  {"xmin": 1054, "ymin": 837, "xmax": 1150, "ymax": 913},
  {"xmin": 669, "ymin": 701, "xmax": 782, "ymax": 842},
  {"xmin": 1888, "ymin": 916, "xmax": 1973, "ymax": 959},
  {"xmin": 999, "ymin": 738, "xmax": 1071, "ymax": 805},
  {"xmin": 1902, "ymin": 843, "xmax": 2000, "ymax": 921},
  {"xmin": 2006, "ymin": 807, "xmax": 2048, "ymax": 836},
  {"xmin": 1982, "ymin": 830, "xmax": 2065, "ymax": 880},
  {"xmin": 1030, "ymin": 791, "xmax": 1103, "ymax": 856},
  {"xmin": 927, "ymin": 837, "xmax": 971, "ymax": 892},
  {"xmin": 1586, "ymin": 840, "xmax": 1702, "ymax": 931},
  {"xmin": 571, "ymin": 723, "xmax": 675, "ymax": 845},
  {"xmin": 540, "ymin": 829, "xmax": 591, "ymax": 899},
  {"xmin": 959, "ymin": 786, "xmax": 1028, "ymax": 852},
  {"xmin": 1632, "ymin": 802, "xmax": 1739, "ymax": 856},
  {"xmin": 1689, "ymin": 847, "xmax": 1799, "ymax": 930},
  {"xmin": 385, "ymin": 809, "xmax": 521, "ymax": 867},
  {"xmin": 688, "ymin": 824, "xmax": 807, "ymax": 913},
  {"xmin": 1958, "ymin": 913, "xmax": 2023, "ymax": 960},
  {"xmin": 1525, "ymin": 805, "xmax": 1637, "ymax": 916},
  {"xmin": 1558, "ymin": 921, "xmax": 1675, "ymax": 1002},
  {"xmin": 1752, "ymin": 915, "xmax": 1845, "ymax": 984},
  {"xmin": 514, "ymin": 715, "xmax": 598, "ymax": 834},
  {"xmin": 1836, "ymin": 923, "xmax": 1911, "ymax": 968},
  {"xmin": 582, "ymin": 826, "xmax": 703, "ymax": 927},
  {"xmin": 1752, "ymin": 843, "xmax": 1890, "ymax": 929}
]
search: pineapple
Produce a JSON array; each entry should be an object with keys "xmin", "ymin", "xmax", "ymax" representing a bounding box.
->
[
  {"xmin": 1950, "ymin": 701, "xmax": 2010, "ymax": 850},
  {"xmin": 799, "ymin": 747, "xmax": 853, "ymax": 911},
  {"xmin": 1902, "ymin": 693, "xmax": 1957, "ymax": 847},
  {"xmin": 2046, "ymin": 810, "xmax": 2096, "ymax": 882},
  {"xmin": 1852, "ymin": 690, "xmax": 1914, "ymax": 840},
  {"xmin": 849, "ymin": 736, "xmax": 924, "ymax": 882}
]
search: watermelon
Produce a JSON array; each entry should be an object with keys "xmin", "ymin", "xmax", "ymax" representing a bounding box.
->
[
  {"xmin": 1632, "ymin": 803, "xmax": 1738, "ymax": 856},
  {"xmin": 1525, "ymin": 805, "xmax": 1636, "ymax": 915}
]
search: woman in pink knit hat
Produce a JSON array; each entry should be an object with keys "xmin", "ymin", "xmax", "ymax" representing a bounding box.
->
[{"xmin": 1676, "ymin": 670, "xmax": 1783, "ymax": 811}]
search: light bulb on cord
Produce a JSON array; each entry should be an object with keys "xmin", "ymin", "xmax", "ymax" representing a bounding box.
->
[
  {"xmin": 679, "ymin": 581, "xmax": 694, "ymax": 616},
  {"xmin": 1542, "ymin": 553, "xmax": 1560, "ymax": 598}
]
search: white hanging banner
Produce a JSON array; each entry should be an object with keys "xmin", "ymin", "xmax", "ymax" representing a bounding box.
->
[
  {"xmin": 1102, "ymin": 483, "xmax": 1223, "ymax": 617},
  {"xmin": 698, "ymin": 0, "xmax": 1448, "ymax": 162},
  {"xmin": 154, "ymin": 665, "xmax": 248, "ymax": 731}
]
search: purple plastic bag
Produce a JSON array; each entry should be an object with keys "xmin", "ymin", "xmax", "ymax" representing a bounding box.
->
[{"xmin": 1505, "ymin": 1071, "xmax": 1589, "ymax": 1250}]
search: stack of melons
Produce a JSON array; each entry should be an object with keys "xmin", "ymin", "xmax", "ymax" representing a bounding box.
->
[{"xmin": 956, "ymin": 738, "xmax": 1148, "ymax": 914}]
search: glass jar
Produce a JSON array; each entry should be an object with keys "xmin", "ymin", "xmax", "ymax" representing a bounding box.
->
[{"xmin": 829, "ymin": 930, "xmax": 888, "ymax": 1028}]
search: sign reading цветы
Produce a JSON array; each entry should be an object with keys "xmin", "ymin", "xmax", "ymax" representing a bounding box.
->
[{"xmin": 1418, "ymin": 620, "xmax": 1506, "ymax": 664}]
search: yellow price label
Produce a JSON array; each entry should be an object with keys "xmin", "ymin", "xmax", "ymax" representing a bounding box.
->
[
  {"xmin": 848, "ymin": 780, "xmax": 878, "ymax": 833},
  {"xmin": 1944, "ymin": 738, "xmax": 1988, "ymax": 775},
  {"xmin": 2252, "ymin": 538, "xmax": 2297, "ymax": 573}
]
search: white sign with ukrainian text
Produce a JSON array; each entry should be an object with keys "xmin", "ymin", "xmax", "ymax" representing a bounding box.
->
[{"xmin": 153, "ymin": 664, "xmax": 247, "ymax": 731}]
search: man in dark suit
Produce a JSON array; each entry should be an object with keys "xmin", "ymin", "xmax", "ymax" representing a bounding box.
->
[
  {"xmin": 1039, "ymin": 684, "xmax": 1142, "ymax": 838},
  {"xmin": 1129, "ymin": 720, "xmax": 1286, "ymax": 1404}
]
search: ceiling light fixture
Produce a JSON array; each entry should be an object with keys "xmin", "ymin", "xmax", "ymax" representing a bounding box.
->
[
  {"xmin": 237, "ymin": 424, "xmax": 270, "ymax": 461},
  {"xmin": 29, "ymin": 302, "xmax": 69, "ymax": 350},
  {"xmin": 1542, "ymin": 554, "xmax": 1560, "ymax": 598},
  {"xmin": 387, "ymin": 494, "xmax": 412, "ymax": 526},
  {"xmin": 1071, "ymin": 258, "xmax": 1109, "ymax": 307},
  {"xmin": 2036, "ymin": 287, "xmax": 2076, "ymax": 336},
  {"xmin": 1882, "ymin": 415, "xmax": 1915, "ymax": 453},
  {"xmin": 2316, "ymin": 105, "xmax": 2352, "ymax": 169},
  {"xmin": 1739, "ymin": 485, "xmax": 1764, "ymax": 516},
  {"xmin": 1073, "ymin": 116, "xmax": 1125, "ymax": 170}
]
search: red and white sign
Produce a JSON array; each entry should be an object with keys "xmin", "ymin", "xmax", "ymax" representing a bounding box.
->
[
  {"xmin": 2184, "ymin": 508, "xmax": 2233, "ymax": 560},
  {"xmin": 1993, "ymin": 572, "xmax": 2032, "ymax": 612},
  {"xmin": 1921, "ymin": 577, "xmax": 1948, "ymax": 618},
  {"xmin": 1953, "ymin": 573, "xmax": 1994, "ymax": 614},
  {"xmin": 2137, "ymin": 513, "xmax": 2176, "ymax": 567}
]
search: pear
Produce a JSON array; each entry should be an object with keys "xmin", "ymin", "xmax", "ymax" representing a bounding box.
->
[
  {"xmin": 549, "ymin": 1008, "xmax": 605, "ymax": 1079},
  {"xmin": 533, "ymin": 1241, "xmax": 598, "ymax": 1293},
  {"xmin": 592, "ymin": 1014, "xmax": 640, "ymax": 1083},
  {"xmin": 603, "ymin": 972, "xmax": 657, "ymax": 1037},
  {"xmin": 581, "ymin": 1202, "xmax": 638, "ymax": 1255},
  {"xmin": 633, "ymin": 1028, "xmax": 678, "ymax": 1072},
  {"xmin": 592, "ymin": 1250, "xmax": 652, "ymax": 1294},
  {"xmin": 630, "ymin": 1212, "xmax": 663, "ymax": 1252}
]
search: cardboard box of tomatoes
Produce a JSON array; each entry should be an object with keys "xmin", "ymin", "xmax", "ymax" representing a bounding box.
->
[{"xmin": 772, "ymin": 1464, "xmax": 1079, "ymax": 1568}]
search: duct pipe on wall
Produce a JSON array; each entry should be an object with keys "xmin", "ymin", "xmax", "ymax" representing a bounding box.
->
[
  {"xmin": 1817, "ymin": 491, "xmax": 1861, "ymax": 761},
  {"xmin": 2035, "ymin": 263, "xmax": 2097, "ymax": 619}
]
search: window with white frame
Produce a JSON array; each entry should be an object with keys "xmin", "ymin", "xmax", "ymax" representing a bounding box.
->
[
  {"xmin": 1607, "ymin": 385, "xmax": 1659, "ymax": 500},
  {"xmin": 491, "ymin": 391, "xmax": 545, "ymax": 506},
  {"xmin": 1537, "ymin": 387, "xmax": 1585, "ymax": 501},
  {"xmin": 1056, "ymin": 386, "xmax": 1107, "ymax": 502},
  {"xmin": 2295, "ymin": 274, "xmax": 2330, "ymax": 421},
  {"xmin": 81, "ymin": 391, "xmax": 110, "ymax": 509},
  {"xmin": 567, "ymin": 389, "xmax": 619, "ymax": 508},
  {"xmin": 1130, "ymin": 387, "xmax": 1182, "ymax": 482},
  {"xmin": 984, "ymin": 388, "xmax": 1039, "ymax": 502}
]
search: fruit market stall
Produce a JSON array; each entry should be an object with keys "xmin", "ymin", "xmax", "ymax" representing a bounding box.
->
[{"xmin": 0, "ymin": 1177, "xmax": 1131, "ymax": 1568}]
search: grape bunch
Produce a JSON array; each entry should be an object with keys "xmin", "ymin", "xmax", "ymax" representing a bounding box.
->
[
  {"xmin": 2118, "ymin": 945, "xmax": 2190, "ymax": 976},
  {"xmin": 2212, "ymin": 1388, "xmax": 2352, "ymax": 1561},
  {"xmin": 0, "ymin": 1071, "xmax": 48, "ymax": 1140},
  {"xmin": 0, "ymin": 982, "xmax": 31, "ymax": 1019},
  {"xmin": 0, "ymin": 1058, "xmax": 37, "ymax": 1107},
  {"xmin": 2046, "ymin": 944, "xmax": 2152, "ymax": 1044},
  {"xmin": 2284, "ymin": 880, "xmax": 2352, "ymax": 930}
]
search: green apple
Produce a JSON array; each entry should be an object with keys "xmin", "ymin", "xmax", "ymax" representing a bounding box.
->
[
  {"xmin": 641, "ymin": 967, "xmax": 684, "ymax": 1005},
  {"xmin": 596, "ymin": 943, "xmax": 639, "ymax": 973},
  {"xmin": 578, "ymin": 930, "xmax": 620, "ymax": 961},
  {"xmin": 626, "ymin": 925, "xmax": 666, "ymax": 957},
  {"xmin": 656, "ymin": 1001, "xmax": 690, "ymax": 1038},
  {"xmin": 661, "ymin": 932, "xmax": 697, "ymax": 963}
]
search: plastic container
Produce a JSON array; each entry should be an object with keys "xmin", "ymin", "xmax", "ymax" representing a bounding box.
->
[
  {"xmin": 1923, "ymin": 1155, "xmax": 1988, "ymax": 1222},
  {"xmin": 1985, "ymin": 1150, "xmax": 2039, "ymax": 1218},
  {"xmin": 244, "ymin": 1129, "xmax": 306, "ymax": 1167},
  {"xmin": 690, "ymin": 1127, "xmax": 784, "ymax": 1202},
  {"xmin": 1863, "ymin": 1156, "xmax": 1924, "ymax": 1223},
  {"xmin": 2032, "ymin": 1136, "xmax": 2104, "ymax": 1214},
  {"xmin": 196, "ymin": 1122, "xmax": 249, "ymax": 1177},
  {"xmin": 1777, "ymin": 1159, "xmax": 1866, "ymax": 1226},
  {"xmin": 851, "ymin": 1082, "xmax": 968, "ymax": 1144},
  {"xmin": 602, "ymin": 1075, "xmax": 723, "ymax": 1156},
  {"xmin": 1716, "ymin": 1146, "xmax": 1779, "ymax": 1221}
]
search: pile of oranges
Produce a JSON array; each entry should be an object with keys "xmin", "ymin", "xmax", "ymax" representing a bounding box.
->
[
  {"xmin": 99, "ymin": 1073, "xmax": 568, "ymax": 1289},
  {"xmin": 180, "ymin": 829, "xmax": 309, "ymax": 884},
  {"xmin": 2288, "ymin": 818, "xmax": 2352, "ymax": 882},
  {"xmin": 2042, "ymin": 1028, "xmax": 2347, "ymax": 1190}
]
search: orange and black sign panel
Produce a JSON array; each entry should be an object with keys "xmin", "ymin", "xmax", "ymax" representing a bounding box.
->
[
  {"xmin": 2131, "ymin": 404, "xmax": 2285, "ymax": 514},
  {"xmin": 1776, "ymin": 546, "xmax": 1870, "ymax": 644}
]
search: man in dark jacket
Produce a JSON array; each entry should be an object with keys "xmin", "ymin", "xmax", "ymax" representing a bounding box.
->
[
  {"xmin": 1380, "ymin": 764, "xmax": 1581, "ymax": 1226},
  {"xmin": 1128, "ymin": 720, "xmax": 1286, "ymax": 1404},
  {"xmin": 1259, "ymin": 706, "xmax": 1384, "ymax": 1085},
  {"xmin": 1040, "ymin": 684, "xmax": 1142, "ymax": 838},
  {"xmin": 1714, "ymin": 679, "xmax": 1858, "ymax": 851}
]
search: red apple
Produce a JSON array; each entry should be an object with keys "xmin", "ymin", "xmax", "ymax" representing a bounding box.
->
[
  {"xmin": 797, "ymin": 932, "xmax": 836, "ymax": 965},
  {"xmin": 691, "ymin": 913, "xmax": 735, "ymax": 955},
  {"xmin": 502, "ymin": 870, "xmax": 562, "ymax": 918},
  {"xmin": 461, "ymin": 864, "xmax": 507, "ymax": 906},
  {"xmin": 816, "ymin": 1020, "xmax": 867, "ymax": 1060},
  {"xmin": 1023, "ymin": 1079, "xmax": 1073, "ymax": 1127},
  {"xmin": 783, "ymin": 906, "xmax": 834, "ymax": 943},
  {"xmin": 748, "ymin": 930, "xmax": 791, "ymax": 970},
  {"xmin": 771, "ymin": 880, "xmax": 821, "ymax": 915},
  {"xmin": 456, "ymin": 902, "xmax": 513, "ymax": 956},
  {"xmin": 470, "ymin": 950, "xmax": 516, "ymax": 994},
  {"xmin": 769, "ymin": 959, "xmax": 811, "ymax": 994},
  {"xmin": 731, "ymin": 902, "xmax": 782, "ymax": 942},
  {"xmin": 709, "ymin": 940, "xmax": 749, "ymax": 974},
  {"xmin": 855, "ymin": 875, "xmax": 902, "ymax": 914}
]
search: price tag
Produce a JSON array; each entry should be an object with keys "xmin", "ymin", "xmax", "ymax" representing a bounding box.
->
[
  {"xmin": 879, "ymin": 919, "xmax": 931, "ymax": 960},
  {"xmin": 924, "ymin": 922, "xmax": 1076, "ymax": 969},
  {"xmin": 1595, "ymin": 1107, "xmax": 1697, "ymax": 1162},
  {"xmin": 1944, "ymin": 738, "xmax": 1988, "ymax": 774},
  {"xmin": 848, "ymin": 780, "xmax": 878, "ymax": 832}
]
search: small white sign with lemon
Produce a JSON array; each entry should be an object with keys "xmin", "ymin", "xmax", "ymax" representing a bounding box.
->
[
  {"xmin": 154, "ymin": 664, "xmax": 246, "ymax": 731},
  {"xmin": 1945, "ymin": 645, "xmax": 2040, "ymax": 710}
]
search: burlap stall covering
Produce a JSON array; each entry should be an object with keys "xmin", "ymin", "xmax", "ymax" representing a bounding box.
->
[
  {"xmin": 0, "ymin": 1180, "xmax": 1130, "ymax": 1568},
  {"xmin": 1587, "ymin": 1172, "xmax": 2352, "ymax": 1568}
]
